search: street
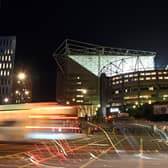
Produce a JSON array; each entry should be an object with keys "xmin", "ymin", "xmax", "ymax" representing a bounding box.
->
[{"xmin": 0, "ymin": 124, "xmax": 168, "ymax": 168}]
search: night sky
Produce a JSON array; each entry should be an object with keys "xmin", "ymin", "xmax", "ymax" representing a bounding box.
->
[{"xmin": 0, "ymin": 1, "xmax": 168, "ymax": 101}]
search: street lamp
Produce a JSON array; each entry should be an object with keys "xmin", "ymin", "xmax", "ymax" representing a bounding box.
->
[
  {"xmin": 18, "ymin": 72, "xmax": 26, "ymax": 80},
  {"xmin": 82, "ymin": 89, "xmax": 87, "ymax": 94},
  {"xmin": 4, "ymin": 97, "xmax": 9, "ymax": 103},
  {"xmin": 25, "ymin": 90, "xmax": 29, "ymax": 95}
]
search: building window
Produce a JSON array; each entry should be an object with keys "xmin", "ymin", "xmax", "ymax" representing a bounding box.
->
[
  {"xmin": 115, "ymin": 90, "xmax": 119, "ymax": 94},
  {"xmin": 77, "ymin": 76, "xmax": 80, "ymax": 80},
  {"xmin": 2, "ymin": 56, "xmax": 4, "ymax": 61},
  {"xmin": 4, "ymin": 70, "xmax": 6, "ymax": 76},
  {"xmin": 5, "ymin": 87, "xmax": 8, "ymax": 94},
  {"xmin": 76, "ymin": 95, "xmax": 84, "ymax": 97},
  {"xmin": 151, "ymin": 72, "xmax": 156, "ymax": 75},
  {"xmin": 152, "ymin": 77, "xmax": 156, "ymax": 80},
  {"xmin": 9, "ymin": 63, "xmax": 12, "ymax": 69},
  {"xmin": 0, "ymin": 63, "xmax": 1, "ymax": 69},
  {"xmin": 124, "ymin": 79, "xmax": 128, "ymax": 83},
  {"xmin": 149, "ymin": 86, "xmax": 154, "ymax": 91},
  {"xmin": 76, "ymin": 100, "xmax": 83, "ymax": 103},
  {"xmin": 5, "ymin": 56, "xmax": 8, "ymax": 61},
  {"xmin": 0, "ymin": 71, "xmax": 3, "ymax": 76},
  {"xmin": 159, "ymin": 76, "xmax": 163, "ymax": 80},
  {"xmin": 77, "ymin": 82, "xmax": 82, "ymax": 85},
  {"xmin": 164, "ymin": 76, "xmax": 168, "ymax": 79},
  {"xmin": 7, "ymin": 71, "xmax": 9, "ymax": 76},
  {"xmin": 8, "ymin": 56, "xmax": 11, "ymax": 61},
  {"xmin": 3, "ymin": 63, "xmax": 5, "ymax": 69},
  {"xmin": 140, "ymin": 77, "xmax": 144, "ymax": 80},
  {"xmin": 145, "ymin": 72, "xmax": 151, "ymax": 76},
  {"xmin": 146, "ymin": 77, "xmax": 151, "ymax": 80},
  {"xmin": 140, "ymin": 73, "xmax": 145, "ymax": 76}
]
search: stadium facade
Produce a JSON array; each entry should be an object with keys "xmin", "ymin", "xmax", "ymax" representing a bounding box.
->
[
  {"xmin": 53, "ymin": 39, "xmax": 156, "ymax": 114},
  {"xmin": 101, "ymin": 69, "xmax": 168, "ymax": 108}
]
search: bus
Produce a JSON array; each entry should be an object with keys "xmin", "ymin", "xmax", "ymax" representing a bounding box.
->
[{"xmin": 0, "ymin": 102, "xmax": 83, "ymax": 141}]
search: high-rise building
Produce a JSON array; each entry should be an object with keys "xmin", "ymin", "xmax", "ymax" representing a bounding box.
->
[
  {"xmin": 53, "ymin": 39, "xmax": 156, "ymax": 108},
  {"xmin": 0, "ymin": 36, "xmax": 16, "ymax": 104}
]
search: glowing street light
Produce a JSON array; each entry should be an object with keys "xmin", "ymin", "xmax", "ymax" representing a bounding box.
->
[
  {"xmin": 18, "ymin": 72, "xmax": 26, "ymax": 80},
  {"xmin": 82, "ymin": 89, "xmax": 87, "ymax": 94},
  {"xmin": 4, "ymin": 97, "xmax": 9, "ymax": 103},
  {"xmin": 25, "ymin": 90, "xmax": 29, "ymax": 95}
]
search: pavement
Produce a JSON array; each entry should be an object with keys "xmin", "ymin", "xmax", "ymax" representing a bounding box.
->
[{"xmin": 0, "ymin": 123, "xmax": 168, "ymax": 167}]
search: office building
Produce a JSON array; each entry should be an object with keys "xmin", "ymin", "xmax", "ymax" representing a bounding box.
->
[{"xmin": 0, "ymin": 36, "xmax": 16, "ymax": 104}]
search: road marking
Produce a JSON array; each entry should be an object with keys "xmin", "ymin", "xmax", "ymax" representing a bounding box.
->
[
  {"xmin": 79, "ymin": 146, "xmax": 113, "ymax": 168},
  {"xmin": 88, "ymin": 143, "xmax": 110, "ymax": 146}
]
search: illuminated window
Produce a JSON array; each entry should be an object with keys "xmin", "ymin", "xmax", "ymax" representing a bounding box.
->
[
  {"xmin": 115, "ymin": 90, "xmax": 119, "ymax": 94},
  {"xmin": 163, "ymin": 71, "xmax": 167, "ymax": 74},
  {"xmin": 140, "ymin": 73, "xmax": 145, "ymax": 76},
  {"xmin": 163, "ymin": 95, "xmax": 168, "ymax": 98},
  {"xmin": 7, "ymin": 71, "xmax": 9, "ymax": 76},
  {"xmin": 119, "ymin": 80, "xmax": 123, "ymax": 83},
  {"xmin": 0, "ymin": 63, "xmax": 1, "ymax": 69},
  {"xmin": 76, "ymin": 95, "xmax": 84, "ymax": 97},
  {"xmin": 152, "ymin": 77, "xmax": 156, "ymax": 80},
  {"xmin": 145, "ymin": 72, "xmax": 151, "ymax": 76},
  {"xmin": 4, "ymin": 70, "xmax": 6, "ymax": 76},
  {"xmin": 124, "ymin": 75, "xmax": 128, "ymax": 78},
  {"xmin": 159, "ymin": 76, "xmax": 163, "ymax": 79},
  {"xmin": 164, "ymin": 76, "xmax": 168, "ymax": 79},
  {"xmin": 140, "ymin": 95, "xmax": 151, "ymax": 98},
  {"xmin": 9, "ymin": 63, "xmax": 12, "ymax": 69},
  {"xmin": 125, "ymin": 89, "xmax": 128, "ymax": 93},
  {"xmin": 158, "ymin": 72, "xmax": 162, "ymax": 75},
  {"xmin": 124, "ymin": 79, "xmax": 128, "ymax": 83},
  {"xmin": 76, "ymin": 100, "xmax": 83, "ymax": 103},
  {"xmin": 116, "ymin": 81, "xmax": 119, "ymax": 84},
  {"xmin": 3, "ymin": 63, "xmax": 5, "ymax": 69},
  {"xmin": 5, "ymin": 56, "xmax": 7, "ymax": 61},
  {"xmin": 134, "ymin": 73, "xmax": 138, "ymax": 77},
  {"xmin": 11, "ymin": 49, "xmax": 13, "ymax": 54},
  {"xmin": 2, "ymin": 56, "xmax": 4, "ymax": 61},
  {"xmin": 149, "ymin": 86, "xmax": 154, "ymax": 91},
  {"xmin": 112, "ymin": 82, "xmax": 115, "ymax": 85},
  {"xmin": 8, "ymin": 56, "xmax": 11, "ymax": 61},
  {"xmin": 146, "ymin": 77, "xmax": 151, "ymax": 80},
  {"xmin": 6, "ymin": 63, "xmax": 8, "ymax": 69},
  {"xmin": 77, "ymin": 76, "xmax": 80, "ymax": 80},
  {"xmin": 151, "ymin": 72, "xmax": 156, "ymax": 75},
  {"xmin": 129, "ymin": 74, "xmax": 133, "ymax": 77},
  {"xmin": 140, "ymin": 77, "xmax": 144, "ymax": 80},
  {"xmin": 7, "ymin": 49, "xmax": 10, "ymax": 54},
  {"xmin": 134, "ymin": 78, "xmax": 138, "ymax": 81}
]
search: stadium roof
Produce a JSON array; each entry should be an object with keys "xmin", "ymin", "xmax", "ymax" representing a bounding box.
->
[{"xmin": 53, "ymin": 39, "xmax": 156, "ymax": 57}]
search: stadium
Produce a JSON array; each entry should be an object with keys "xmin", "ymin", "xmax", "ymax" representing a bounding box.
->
[{"xmin": 53, "ymin": 39, "xmax": 157, "ymax": 116}]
